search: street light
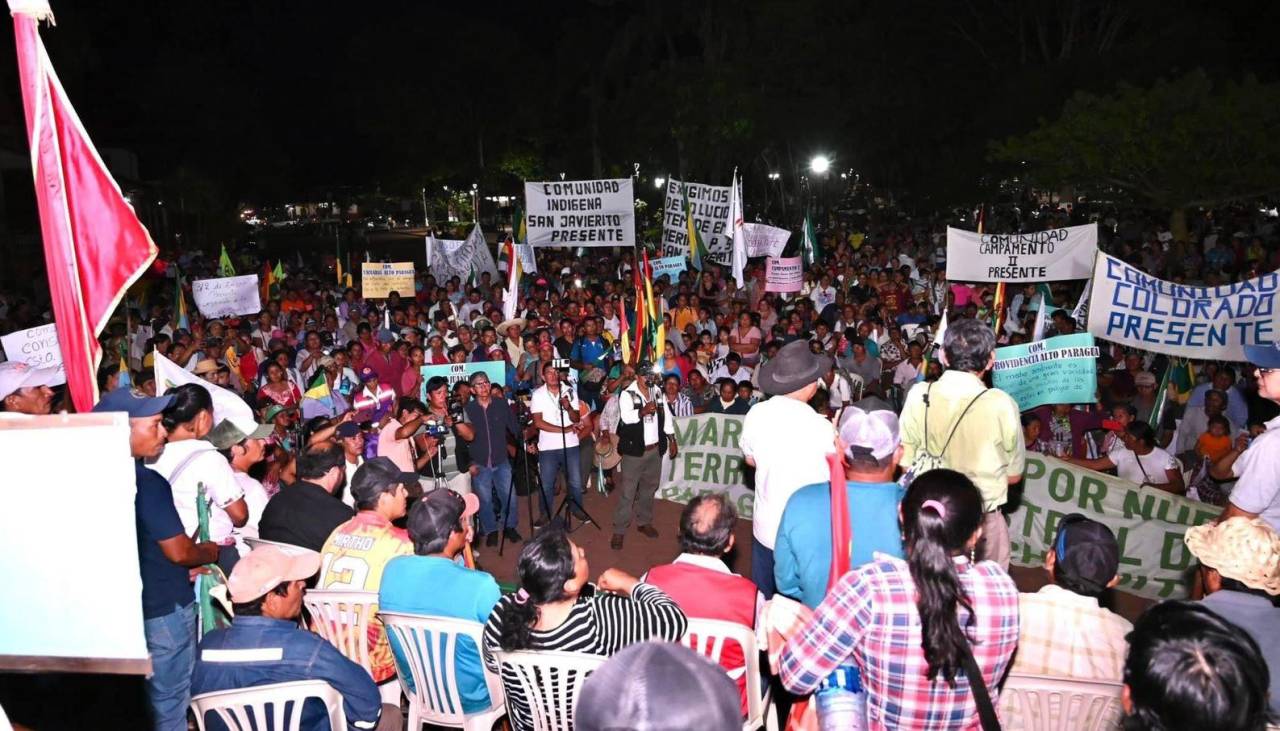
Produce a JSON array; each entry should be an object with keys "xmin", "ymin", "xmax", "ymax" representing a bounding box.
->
[
  {"xmin": 654, "ymin": 176, "xmax": 666, "ymax": 189},
  {"xmin": 767, "ymin": 172, "xmax": 781, "ymax": 180},
  {"xmin": 809, "ymin": 155, "xmax": 831, "ymax": 175}
]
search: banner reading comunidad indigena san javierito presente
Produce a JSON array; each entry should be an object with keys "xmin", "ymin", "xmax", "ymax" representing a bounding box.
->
[
  {"xmin": 1087, "ymin": 252, "xmax": 1280, "ymax": 361},
  {"xmin": 946, "ymin": 224, "xmax": 1097, "ymax": 282},
  {"xmin": 524, "ymin": 178, "xmax": 635, "ymax": 247}
]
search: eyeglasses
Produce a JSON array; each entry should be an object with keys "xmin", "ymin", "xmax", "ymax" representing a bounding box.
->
[{"xmin": 1260, "ymin": 368, "xmax": 1280, "ymax": 376}]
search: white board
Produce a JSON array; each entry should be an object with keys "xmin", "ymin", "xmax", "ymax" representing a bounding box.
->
[{"xmin": 0, "ymin": 413, "xmax": 150, "ymax": 673}]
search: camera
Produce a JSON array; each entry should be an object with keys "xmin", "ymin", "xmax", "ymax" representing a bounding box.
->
[{"xmin": 423, "ymin": 418, "xmax": 450, "ymax": 439}]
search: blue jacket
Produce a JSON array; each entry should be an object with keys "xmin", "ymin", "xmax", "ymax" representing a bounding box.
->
[
  {"xmin": 191, "ymin": 616, "xmax": 382, "ymax": 731},
  {"xmin": 774, "ymin": 480, "xmax": 906, "ymax": 609}
]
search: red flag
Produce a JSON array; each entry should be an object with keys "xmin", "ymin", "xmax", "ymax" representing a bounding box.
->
[
  {"xmin": 826, "ymin": 452, "xmax": 851, "ymax": 588},
  {"xmin": 12, "ymin": 5, "xmax": 157, "ymax": 411},
  {"xmin": 631, "ymin": 260, "xmax": 646, "ymax": 363}
]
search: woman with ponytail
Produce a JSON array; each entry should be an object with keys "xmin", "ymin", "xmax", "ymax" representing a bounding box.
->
[
  {"xmin": 780, "ymin": 469, "xmax": 1020, "ymax": 729},
  {"xmin": 482, "ymin": 529, "xmax": 687, "ymax": 731}
]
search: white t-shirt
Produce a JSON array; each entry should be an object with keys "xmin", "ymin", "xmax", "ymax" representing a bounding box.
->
[
  {"xmin": 531, "ymin": 383, "xmax": 582, "ymax": 451},
  {"xmin": 602, "ymin": 315, "xmax": 621, "ymax": 340},
  {"xmin": 740, "ymin": 396, "xmax": 836, "ymax": 548},
  {"xmin": 148, "ymin": 439, "xmax": 245, "ymax": 544},
  {"xmin": 810, "ymin": 286, "xmax": 837, "ymax": 311},
  {"xmin": 710, "ymin": 364, "xmax": 753, "ymax": 384},
  {"xmin": 342, "ymin": 456, "xmax": 364, "ymax": 509},
  {"xmin": 1111, "ymin": 447, "xmax": 1178, "ymax": 486},
  {"xmin": 232, "ymin": 471, "xmax": 270, "ymax": 557}
]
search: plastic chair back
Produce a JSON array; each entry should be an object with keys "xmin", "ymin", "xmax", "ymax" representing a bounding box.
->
[
  {"xmin": 380, "ymin": 611, "xmax": 506, "ymax": 730},
  {"xmin": 302, "ymin": 589, "xmax": 378, "ymax": 677},
  {"xmin": 999, "ymin": 672, "xmax": 1124, "ymax": 731},
  {"xmin": 682, "ymin": 617, "xmax": 777, "ymax": 731},
  {"xmin": 494, "ymin": 649, "xmax": 605, "ymax": 731},
  {"xmin": 191, "ymin": 679, "xmax": 344, "ymax": 731}
]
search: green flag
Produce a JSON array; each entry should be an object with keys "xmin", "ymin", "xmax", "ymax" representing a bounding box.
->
[
  {"xmin": 802, "ymin": 211, "xmax": 821, "ymax": 267},
  {"xmin": 682, "ymin": 184, "xmax": 710, "ymax": 271},
  {"xmin": 272, "ymin": 261, "xmax": 285, "ymax": 282},
  {"xmin": 217, "ymin": 244, "xmax": 236, "ymax": 277}
]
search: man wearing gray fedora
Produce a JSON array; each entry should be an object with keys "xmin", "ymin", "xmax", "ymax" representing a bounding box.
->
[{"xmin": 740, "ymin": 339, "xmax": 837, "ymax": 597}]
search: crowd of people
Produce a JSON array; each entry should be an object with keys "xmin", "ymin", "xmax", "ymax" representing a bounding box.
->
[{"xmin": 1, "ymin": 203, "xmax": 1279, "ymax": 729}]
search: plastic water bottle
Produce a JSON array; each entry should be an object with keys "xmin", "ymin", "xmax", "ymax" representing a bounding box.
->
[{"xmin": 814, "ymin": 664, "xmax": 866, "ymax": 730}]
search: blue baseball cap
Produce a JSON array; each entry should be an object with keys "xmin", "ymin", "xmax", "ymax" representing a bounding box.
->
[
  {"xmin": 1244, "ymin": 341, "xmax": 1280, "ymax": 369},
  {"xmin": 92, "ymin": 387, "xmax": 174, "ymax": 418}
]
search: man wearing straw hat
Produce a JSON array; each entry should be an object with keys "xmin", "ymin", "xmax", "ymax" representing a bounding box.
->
[{"xmin": 1186, "ymin": 517, "xmax": 1280, "ymax": 715}]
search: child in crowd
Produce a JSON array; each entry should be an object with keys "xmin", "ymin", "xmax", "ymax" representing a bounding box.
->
[
  {"xmin": 1197, "ymin": 415, "xmax": 1234, "ymax": 462},
  {"xmin": 1023, "ymin": 412, "xmax": 1048, "ymax": 454}
]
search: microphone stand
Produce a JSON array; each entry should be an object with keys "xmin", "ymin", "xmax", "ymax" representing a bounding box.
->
[{"xmin": 549, "ymin": 380, "xmax": 598, "ymax": 533}]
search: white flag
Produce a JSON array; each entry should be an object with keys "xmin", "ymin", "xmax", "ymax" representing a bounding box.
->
[
  {"xmin": 727, "ymin": 171, "xmax": 747, "ymax": 288},
  {"xmin": 153, "ymin": 351, "xmax": 256, "ymax": 430},
  {"xmin": 1031, "ymin": 294, "xmax": 1048, "ymax": 341},
  {"xmin": 503, "ymin": 239, "xmax": 521, "ymax": 322}
]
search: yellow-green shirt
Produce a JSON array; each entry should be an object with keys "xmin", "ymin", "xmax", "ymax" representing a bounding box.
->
[{"xmin": 899, "ymin": 370, "xmax": 1025, "ymax": 510}]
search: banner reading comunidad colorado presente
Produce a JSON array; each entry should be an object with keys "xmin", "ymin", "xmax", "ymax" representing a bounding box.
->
[
  {"xmin": 1087, "ymin": 252, "xmax": 1280, "ymax": 361},
  {"xmin": 659, "ymin": 414, "xmax": 1216, "ymax": 600}
]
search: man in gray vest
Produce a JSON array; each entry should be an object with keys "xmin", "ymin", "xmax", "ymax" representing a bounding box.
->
[{"xmin": 611, "ymin": 367, "xmax": 678, "ymax": 549}]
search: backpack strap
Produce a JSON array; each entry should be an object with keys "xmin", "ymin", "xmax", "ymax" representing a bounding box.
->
[{"xmin": 936, "ymin": 389, "xmax": 990, "ymax": 458}]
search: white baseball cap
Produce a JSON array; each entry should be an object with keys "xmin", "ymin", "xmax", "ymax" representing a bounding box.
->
[{"xmin": 0, "ymin": 361, "xmax": 60, "ymax": 401}]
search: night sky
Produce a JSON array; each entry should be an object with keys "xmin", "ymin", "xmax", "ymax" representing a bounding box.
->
[{"xmin": 0, "ymin": 1, "xmax": 1275, "ymax": 204}]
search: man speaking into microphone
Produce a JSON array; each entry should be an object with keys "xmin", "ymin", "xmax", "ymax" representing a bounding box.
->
[
  {"xmin": 530, "ymin": 359, "xmax": 592, "ymax": 525},
  {"xmin": 611, "ymin": 364, "xmax": 678, "ymax": 550}
]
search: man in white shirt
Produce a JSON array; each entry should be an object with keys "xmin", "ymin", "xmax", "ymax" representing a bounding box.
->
[
  {"xmin": 601, "ymin": 300, "xmax": 621, "ymax": 341},
  {"xmin": 207, "ymin": 419, "xmax": 274, "ymax": 558},
  {"xmin": 740, "ymin": 340, "xmax": 836, "ymax": 598},
  {"xmin": 892, "ymin": 341, "xmax": 925, "ymax": 389},
  {"xmin": 336, "ymin": 421, "xmax": 365, "ymax": 508},
  {"xmin": 710, "ymin": 352, "xmax": 753, "ymax": 384},
  {"xmin": 148, "ymin": 385, "xmax": 249, "ymax": 573},
  {"xmin": 530, "ymin": 362, "xmax": 591, "ymax": 524},
  {"xmin": 809, "ymin": 275, "xmax": 837, "ymax": 312},
  {"xmin": 610, "ymin": 371, "xmax": 678, "ymax": 550}
]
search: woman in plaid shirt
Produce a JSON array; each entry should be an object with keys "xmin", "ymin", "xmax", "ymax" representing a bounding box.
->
[{"xmin": 780, "ymin": 469, "xmax": 1020, "ymax": 729}]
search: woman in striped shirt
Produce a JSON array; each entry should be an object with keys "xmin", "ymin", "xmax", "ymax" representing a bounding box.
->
[{"xmin": 483, "ymin": 530, "xmax": 687, "ymax": 731}]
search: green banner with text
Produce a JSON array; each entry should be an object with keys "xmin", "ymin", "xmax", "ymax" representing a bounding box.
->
[
  {"xmin": 659, "ymin": 413, "xmax": 754, "ymax": 520},
  {"xmin": 1009, "ymin": 454, "xmax": 1220, "ymax": 600}
]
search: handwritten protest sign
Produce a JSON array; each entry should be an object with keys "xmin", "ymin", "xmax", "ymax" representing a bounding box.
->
[
  {"xmin": 742, "ymin": 223, "xmax": 790, "ymax": 258},
  {"xmin": 946, "ymin": 224, "xmax": 1097, "ymax": 282},
  {"xmin": 660, "ymin": 179, "xmax": 731, "ymax": 265},
  {"xmin": 0, "ymin": 324, "xmax": 66, "ymax": 385},
  {"xmin": 1087, "ymin": 253, "xmax": 1280, "ymax": 360},
  {"xmin": 765, "ymin": 256, "xmax": 803, "ymax": 293},
  {"xmin": 649, "ymin": 255, "xmax": 686, "ymax": 282},
  {"xmin": 361, "ymin": 262, "xmax": 416, "ymax": 299},
  {"xmin": 524, "ymin": 178, "xmax": 635, "ymax": 247},
  {"xmin": 191, "ymin": 275, "xmax": 261, "ymax": 318},
  {"xmin": 659, "ymin": 413, "xmax": 754, "ymax": 520},
  {"xmin": 992, "ymin": 333, "xmax": 1100, "ymax": 410},
  {"xmin": 1010, "ymin": 454, "xmax": 1219, "ymax": 600},
  {"xmin": 419, "ymin": 361, "xmax": 506, "ymax": 400}
]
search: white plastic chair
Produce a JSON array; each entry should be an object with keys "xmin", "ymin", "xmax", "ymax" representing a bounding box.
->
[
  {"xmin": 998, "ymin": 673, "xmax": 1125, "ymax": 731},
  {"xmin": 681, "ymin": 618, "xmax": 778, "ymax": 731},
  {"xmin": 380, "ymin": 611, "xmax": 506, "ymax": 730},
  {"xmin": 302, "ymin": 589, "xmax": 379, "ymax": 675},
  {"xmin": 494, "ymin": 649, "xmax": 606, "ymax": 731},
  {"xmin": 191, "ymin": 680, "xmax": 345, "ymax": 731}
]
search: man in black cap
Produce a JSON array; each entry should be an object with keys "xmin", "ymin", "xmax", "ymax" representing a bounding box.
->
[
  {"xmin": 576, "ymin": 642, "xmax": 742, "ymax": 731},
  {"xmin": 336, "ymin": 420, "xmax": 365, "ymax": 509},
  {"xmin": 94, "ymin": 387, "xmax": 221, "ymax": 731},
  {"xmin": 739, "ymin": 339, "xmax": 837, "ymax": 598},
  {"xmin": 1010, "ymin": 514, "xmax": 1130, "ymax": 681},
  {"xmin": 380, "ymin": 489, "xmax": 501, "ymax": 716}
]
